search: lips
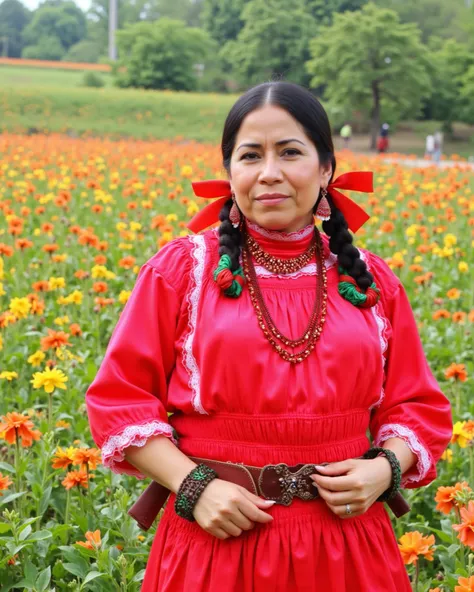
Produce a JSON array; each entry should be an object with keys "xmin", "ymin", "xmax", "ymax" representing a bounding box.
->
[{"xmin": 255, "ymin": 193, "xmax": 289, "ymax": 206}]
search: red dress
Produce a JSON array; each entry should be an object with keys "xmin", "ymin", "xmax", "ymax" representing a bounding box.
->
[{"xmin": 85, "ymin": 220, "xmax": 453, "ymax": 592}]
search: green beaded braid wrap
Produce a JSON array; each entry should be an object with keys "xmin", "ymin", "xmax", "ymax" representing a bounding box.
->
[
  {"xmin": 362, "ymin": 447, "xmax": 402, "ymax": 502},
  {"xmin": 213, "ymin": 254, "xmax": 245, "ymax": 298},
  {"xmin": 338, "ymin": 266, "xmax": 381, "ymax": 308},
  {"xmin": 175, "ymin": 464, "xmax": 218, "ymax": 522}
]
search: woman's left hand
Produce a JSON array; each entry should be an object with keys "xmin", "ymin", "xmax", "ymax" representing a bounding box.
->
[{"xmin": 310, "ymin": 457, "xmax": 393, "ymax": 519}]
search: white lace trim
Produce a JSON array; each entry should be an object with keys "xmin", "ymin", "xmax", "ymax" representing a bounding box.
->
[
  {"xmin": 247, "ymin": 220, "xmax": 315, "ymax": 242},
  {"xmin": 374, "ymin": 423, "xmax": 432, "ymax": 486},
  {"xmin": 360, "ymin": 250, "xmax": 389, "ymax": 411},
  {"xmin": 254, "ymin": 253, "xmax": 338, "ymax": 279},
  {"xmin": 102, "ymin": 420, "xmax": 177, "ymax": 479},
  {"xmin": 184, "ymin": 235, "xmax": 208, "ymax": 415}
]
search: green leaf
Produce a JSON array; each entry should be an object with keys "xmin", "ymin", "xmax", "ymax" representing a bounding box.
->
[
  {"xmin": 39, "ymin": 485, "xmax": 52, "ymax": 515},
  {"xmin": 24, "ymin": 559, "xmax": 38, "ymax": 584},
  {"xmin": 82, "ymin": 571, "xmax": 106, "ymax": 587},
  {"xmin": 0, "ymin": 492, "xmax": 26, "ymax": 505},
  {"xmin": 27, "ymin": 529, "xmax": 53, "ymax": 542},
  {"xmin": 63, "ymin": 558, "xmax": 88, "ymax": 579},
  {"xmin": 35, "ymin": 566, "xmax": 51, "ymax": 592},
  {"xmin": 0, "ymin": 462, "xmax": 15, "ymax": 473},
  {"xmin": 19, "ymin": 525, "xmax": 32, "ymax": 541},
  {"xmin": 0, "ymin": 523, "xmax": 11, "ymax": 534}
]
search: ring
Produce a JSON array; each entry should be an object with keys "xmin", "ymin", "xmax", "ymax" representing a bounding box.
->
[{"xmin": 345, "ymin": 504, "xmax": 352, "ymax": 515}]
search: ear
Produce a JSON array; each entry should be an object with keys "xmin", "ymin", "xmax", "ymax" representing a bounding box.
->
[{"xmin": 320, "ymin": 161, "xmax": 333, "ymax": 185}]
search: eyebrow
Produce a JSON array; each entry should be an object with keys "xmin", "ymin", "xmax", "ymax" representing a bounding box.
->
[{"xmin": 236, "ymin": 138, "xmax": 305, "ymax": 151}]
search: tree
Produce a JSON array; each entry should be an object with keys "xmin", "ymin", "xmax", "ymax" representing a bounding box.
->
[
  {"xmin": 306, "ymin": 2, "xmax": 432, "ymax": 149},
  {"xmin": 0, "ymin": 0, "xmax": 31, "ymax": 57},
  {"xmin": 22, "ymin": 1, "xmax": 87, "ymax": 59},
  {"xmin": 306, "ymin": 0, "xmax": 367, "ymax": 24},
  {"xmin": 63, "ymin": 39, "xmax": 103, "ymax": 63},
  {"xmin": 114, "ymin": 18, "xmax": 215, "ymax": 91},
  {"xmin": 425, "ymin": 39, "xmax": 474, "ymax": 133},
  {"xmin": 220, "ymin": 0, "xmax": 317, "ymax": 89},
  {"xmin": 200, "ymin": 0, "xmax": 250, "ymax": 46}
]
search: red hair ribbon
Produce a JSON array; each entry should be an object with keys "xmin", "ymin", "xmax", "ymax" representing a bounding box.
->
[{"xmin": 188, "ymin": 171, "xmax": 373, "ymax": 234}]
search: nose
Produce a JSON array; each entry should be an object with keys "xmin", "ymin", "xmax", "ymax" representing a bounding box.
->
[{"xmin": 258, "ymin": 154, "xmax": 284, "ymax": 184}]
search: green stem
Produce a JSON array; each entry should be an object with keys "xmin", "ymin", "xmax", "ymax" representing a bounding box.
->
[
  {"xmin": 64, "ymin": 488, "xmax": 71, "ymax": 526},
  {"xmin": 14, "ymin": 428, "xmax": 22, "ymax": 514},
  {"xmin": 48, "ymin": 393, "xmax": 53, "ymax": 432},
  {"xmin": 414, "ymin": 561, "xmax": 419, "ymax": 592},
  {"xmin": 469, "ymin": 446, "xmax": 474, "ymax": 488}
]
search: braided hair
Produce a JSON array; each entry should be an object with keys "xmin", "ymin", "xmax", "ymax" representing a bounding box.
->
[{"xmin": 217, "ymin": 81, "xmax": 373, "ymax": 293}]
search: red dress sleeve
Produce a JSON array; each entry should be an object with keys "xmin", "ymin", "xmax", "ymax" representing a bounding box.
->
[
  {"xmin": 85, "ymin": 240, "xmax": 189, "ymax": 478},
  {"xmin": 367, "ymin": 252, "xmax": 453, "ymax": 488}
]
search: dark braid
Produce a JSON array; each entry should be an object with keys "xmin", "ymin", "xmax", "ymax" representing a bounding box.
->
[
  {"xmin": 218, "ymin": 198, "xmax": 242, "ymax": 272},
  {"xmin": 321, "ymin": 194, "xmax": 374, "ymax": 291}
]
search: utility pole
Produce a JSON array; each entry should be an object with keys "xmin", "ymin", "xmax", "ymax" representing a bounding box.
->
[{"xmin": 109, "ymin": 0, "xmax": 118, "ymax": 61}]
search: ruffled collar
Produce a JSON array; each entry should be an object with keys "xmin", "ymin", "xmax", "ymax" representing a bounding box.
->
[{"xmin": 244, "ymin": 218, "xmax": 318, "ymax": 259}]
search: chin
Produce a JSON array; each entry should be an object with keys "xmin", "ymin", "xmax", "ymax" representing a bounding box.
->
[{"xmin": 251, "ymin": 211, "xmax": 302, "ymax": 232}]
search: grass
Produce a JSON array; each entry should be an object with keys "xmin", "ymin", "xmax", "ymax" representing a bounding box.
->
[{"xmin": 1, "ymin": 63, "xmax": 474, "ymax": 154}]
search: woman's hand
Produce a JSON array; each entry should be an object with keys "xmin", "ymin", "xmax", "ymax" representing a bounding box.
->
[
  {"xmin": 310, "ymin": 457, "xmax": 393, "ymax": 519},
  {"xmin": 193, "ymin": 478, "xmax": 275, "ymax": 540}
]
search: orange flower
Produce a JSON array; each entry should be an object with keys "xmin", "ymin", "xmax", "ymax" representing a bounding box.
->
[
  {"xmin": 432, "ymin": 309, "xmax": 450, "ymax": 320},
  {"xmin": 452, "ymin": 312, "xmax": 467, "ymax": 323},
  {"xmin": 92, "ymin": 282, "xmax": 108, "ymax": 293},
  {"xmin": 41, "ymin": 329, "xmax": 72, "ymax": 351},
  {"xmin": 429, "ymin": 588, "xmax": 441, "ymax": 592},
  {"xmin": 0, "ymin": 472, "xmax": 13, "ymax": 495},
  {"xmin": 453, "ymin": 500, "xmax": 474, "ymax": 550},
  {"xmin": 0, "ymin": 412, "xmax": 42, "ymax": 447},
  {"xmin": 435, "ymin": 482, "xmax": 472, "ymax": 514},
  {"xmin": 456, "ymin": 576, "xmax": 474, "ymax": 592},
  {"xmin": 61, "ymin": 469, "xmax": 89, "ymax": 490},
  {"xmin": 444, "ymin": 363, "xmax": 468, "ymax": 382},
  {"xmin": 72, "ymin": 447, "xmax": 101, "ymax": 470},
  {"xmin": 51, "ymin": 446, "xmax": 77, "ymax": 469},
  {"xmin": 76, "ymin": 529, "xmax": 101, "ymax": 550},
  {"xmin": 398, "ymin": 531, "xmax": 435, "ymax": 565},
  {"xmin": 69, "ymin": 323, "xmax": 82, "ymax": 336}
]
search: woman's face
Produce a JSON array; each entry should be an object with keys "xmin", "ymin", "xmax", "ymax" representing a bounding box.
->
[{"xmin": 229, "ymin": 105, "xmax": 332, "ymax": 233}]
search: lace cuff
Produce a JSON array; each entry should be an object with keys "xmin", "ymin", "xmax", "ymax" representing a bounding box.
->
[
  {"xmin": 101, "ymin": 420, "xmax": 178, "ymax": 479},
  {"xmin": 373, "ymin": 423, "xmax": 432, "ymax": 487}
]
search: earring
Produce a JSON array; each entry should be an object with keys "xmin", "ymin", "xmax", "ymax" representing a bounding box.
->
[
  {"xmin": 315, "ymin": 188, "xmax": 331, "ymax": 221},
  {"xmin": 229, "ymin": 196, "xmax": 241, "ymax": 228}
]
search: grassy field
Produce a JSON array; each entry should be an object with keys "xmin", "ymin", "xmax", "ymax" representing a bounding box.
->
[{"xmin": 1, "ymin": 63, "xmax": 474, "ymax": 155}]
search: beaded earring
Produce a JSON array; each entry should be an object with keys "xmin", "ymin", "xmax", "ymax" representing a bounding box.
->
[
  {"xmin": 229, "ymin": 198, "xmax": 241, "ymax": 228},
  {"xmin": 315, "ymin": 188, "xmax": 331, "ymax": 222}
]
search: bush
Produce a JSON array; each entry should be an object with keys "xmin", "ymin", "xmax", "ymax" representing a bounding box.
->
[{"xmin": 81, "ymin": 71, "xmax": 105, "ymax": 88}]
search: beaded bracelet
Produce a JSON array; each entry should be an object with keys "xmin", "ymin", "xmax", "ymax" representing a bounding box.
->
[
  {"xmin": 362, "ymin": 447, "xmax": 402, "ymax": 502},
  {"xmin": 174, "ymin": 464, "xmax": 218, "ymax": 522}
]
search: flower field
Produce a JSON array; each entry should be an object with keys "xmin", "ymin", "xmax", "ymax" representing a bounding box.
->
[{"xmin": 0, "ymin": 132, "xmax": 473, "ymax": 591}]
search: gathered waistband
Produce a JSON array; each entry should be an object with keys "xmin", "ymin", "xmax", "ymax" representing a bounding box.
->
[{"xmin": 170, "ymin": 410, "xmax": 371, "ymax": 467}]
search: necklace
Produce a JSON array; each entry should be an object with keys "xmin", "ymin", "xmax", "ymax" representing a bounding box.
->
[
  {"xmin": 242, "ymin": 227, "xmax": 328, "ymax": 364},
  {"xmin": 245, "ymin": 233, "xmax": 316, "ymax": 274}
]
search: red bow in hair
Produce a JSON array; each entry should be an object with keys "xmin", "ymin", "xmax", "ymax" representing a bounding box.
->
[{"xmin": 187, "ymin": 171, "xmax": 373, "ymax": 234}]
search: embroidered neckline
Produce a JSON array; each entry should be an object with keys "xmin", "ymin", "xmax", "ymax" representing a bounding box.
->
[{"xmin": 246, "ymin": 219, "xmax": 315, "ymax": 242}]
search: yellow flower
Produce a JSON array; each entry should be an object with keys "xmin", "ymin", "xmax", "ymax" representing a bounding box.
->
[
  {"xmin": 9, "ymin": 297, "xmax": 31, "ymax": 319},
  {"xmin": 0, "ymin": 257, "xmax": 4, "ymax": 280},
  {"xmin": 166, "ymin": 213, "xmax": 178, "ymax": 222},
  {"xmin": 0, "ymin": 283, "xmax": 5, "ymax": 297},
  {"xmin": 49, "ymin": 277, "xmax": 66, "ymax": 290},
  {"xmin": 443, "ymin": 233, "xmax": 457, "ymax": 247},
  {"xmin": 405, "ymin": 225, "xmax": 418, "ymax": 238},
  {"xmin": 28, "ymin": 351, "xmax": 46, "ymax": 367},
  {"xmin": 451, "ymin": 421, "xmax": 473, "ymax": 448},
  {"xmin": 458, "ymin": 262, "xmax": 469, "ymax": 273},
  {"xmin": 31, "ymin": 368, "xmax": 68, "ymax": 394},
  {"xmin": 119, "ymin": 290, "xmax": 131, "ymax": 305},
  {"xmin": 0, "ymin": 371, "xmax": 18, "ymax": 381},
  {"xmin": 180, "ymin": 165, "xmax": 193, "ymax": 178},
  {"xmin": 129, "ymin": 222, "xmax": 142, "ymax": 231},
  {"xmin": 441, "ymin": 448, "xmax": 453, "ymax": 463},
  {"xmin": 385, "ymin": 200, "xmax": 396, "ymax": 209}
]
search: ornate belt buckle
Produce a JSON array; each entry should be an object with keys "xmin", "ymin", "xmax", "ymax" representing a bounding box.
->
[{"xmin": 258, "ymin": 463, "xmax": 319, "ymax": 506}]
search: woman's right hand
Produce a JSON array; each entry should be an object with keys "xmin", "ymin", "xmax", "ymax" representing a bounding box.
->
[{"xmin": 192, "ymin": 478, "xmax": 275, "ymax": 540}]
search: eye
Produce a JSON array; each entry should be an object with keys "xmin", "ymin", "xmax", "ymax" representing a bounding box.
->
[{"xmin": 240, "ymin": 149, "xmax": 301, "ymax": 160}]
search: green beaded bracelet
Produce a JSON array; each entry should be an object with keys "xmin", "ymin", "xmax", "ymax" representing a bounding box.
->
[
  {"xmin": 174, "ymin": 464, "xmax": 218, "ymax": 522},
  {"xmin": 362, "ymin": 447, "xmax": 402, "ymax": 502}
]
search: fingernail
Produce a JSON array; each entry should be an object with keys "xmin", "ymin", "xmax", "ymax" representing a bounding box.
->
[
  {"xmin": 265, "ymin": 500, "xmax": 276, "ymax": 505},
  {"xmin": 314, "ymin": 465, "xmax": 325, "ymax": 470}
]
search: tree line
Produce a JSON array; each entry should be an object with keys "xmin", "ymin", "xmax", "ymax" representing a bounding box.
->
[{"xmin": 1, "ymin": 0, "xmax": 474, "ymax": 141}]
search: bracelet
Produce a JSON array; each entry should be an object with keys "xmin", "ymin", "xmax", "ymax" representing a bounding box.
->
[
  {"xmin": 362, "ymin": 447, "xmax": 402, "ymax": 502},
  {"xmin": 174, "ymin": 464, "xmax": 218, "ymax": 522}
]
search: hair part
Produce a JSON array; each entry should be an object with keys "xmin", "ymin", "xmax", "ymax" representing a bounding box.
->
[{"xmin": 218, "ymin": 81, "xmax": 373, "ymax": 291}]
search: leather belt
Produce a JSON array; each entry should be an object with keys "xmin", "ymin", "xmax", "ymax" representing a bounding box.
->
[{"xmin": 128, "ymin": 455, "xmax": 411, "ymax": 531}]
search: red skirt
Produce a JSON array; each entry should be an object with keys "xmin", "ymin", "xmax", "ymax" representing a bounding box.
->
[{"xmin": 141, "ymin": 414, "xmax": 412, "ymax": 592}]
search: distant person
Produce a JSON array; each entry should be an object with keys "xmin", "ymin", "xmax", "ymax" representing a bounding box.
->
[
  {"xmin": 377, "ymin": 123, "xmax": 390, "ymax": 153},
  {"xmin": 425, "ymin": 134, "xmax": 435, "ymax": 160},
  {"xmin": 433, "ymin": 131, "xmax": 443, "ymax": 164},
  {"xmin": 340, "ymin": 122, "xmax": 352, "ymax": 148}
]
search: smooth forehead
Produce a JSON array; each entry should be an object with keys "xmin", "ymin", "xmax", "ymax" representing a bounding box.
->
[{"xmin": 234, "ymin": 105, "xmax": 308, "ymax": 146}]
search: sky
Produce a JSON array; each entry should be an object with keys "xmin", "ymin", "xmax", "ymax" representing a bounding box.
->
[{"xmin": 22, "ymin": 0, "xmax": 92, "ymax": 11}]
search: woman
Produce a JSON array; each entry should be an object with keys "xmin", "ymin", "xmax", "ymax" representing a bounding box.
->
[{"xmin": 85, "ymin": 81, "xmax": 452, "ymax": 591}]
